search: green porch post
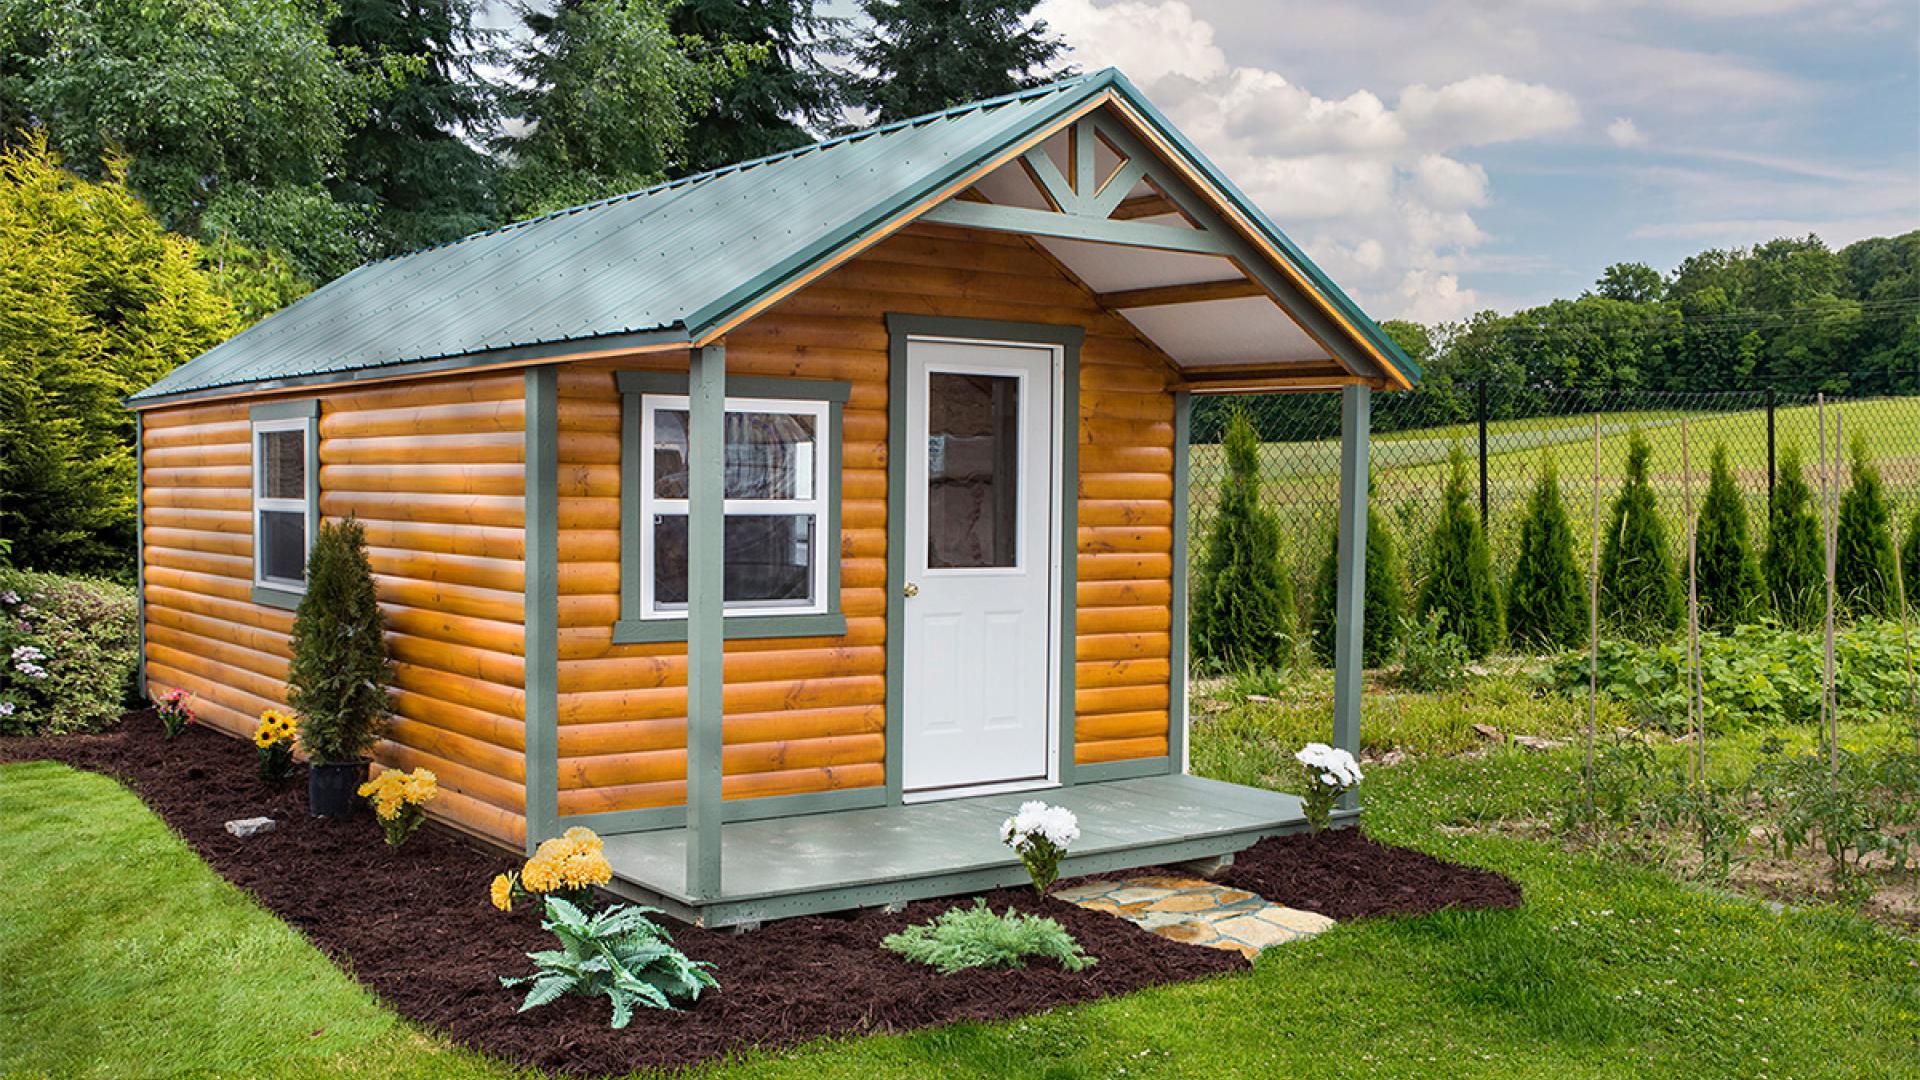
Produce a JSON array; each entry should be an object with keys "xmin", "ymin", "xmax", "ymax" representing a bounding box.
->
[
  {"xmin": 1331, "ymin": 384, "xmax": 1371, "ymax": 811},
  {"xmin": 686, "ymin": 343, "xmax": 727, "ymax": 899}
]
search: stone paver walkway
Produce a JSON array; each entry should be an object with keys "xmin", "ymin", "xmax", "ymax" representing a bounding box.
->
[{"xmin": 1054, "ymin": 875, "xmax": 1334, "ymax": 958}]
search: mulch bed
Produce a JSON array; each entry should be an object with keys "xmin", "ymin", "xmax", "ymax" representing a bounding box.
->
[{"xmin": 3, "ymin": 713, "xmax": 1521, "ymax": 1076}]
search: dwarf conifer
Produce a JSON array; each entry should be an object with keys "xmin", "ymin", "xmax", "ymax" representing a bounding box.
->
[
  {"xmin": 1599, "ymin": 431, "xmax": 1683, "ymax": 639},
  {"xmin": 1506, "ymin": 456, "xmax": 1586, "ymax": 650},
  {"xmin": 1694, "ymin": 442, "xmax": 1763, "ymax": 630},
  {"xmin": 1192, "ymin": 409, "xmax": 1296, "ymax": 669},
  {"xmin": 1310, "ymin": 497, "xmax": 1406, "ymax": 667},
  {"xmin": 1416, "ymin": 445, "xmax": 1500, "ymax": 659},
  {"xmin": 289, "ymin": 516, "xmax": 391, "ymax": 763},
  {"xmin": 1764, "ymin": 445, "xmax": 1825, "ymax": 629},
  {"xmin": 1834, "ymin": 436, "xmax": 1899, "ymax": 619}
]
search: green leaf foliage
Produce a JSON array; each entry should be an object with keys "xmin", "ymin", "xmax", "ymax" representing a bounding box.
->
[
  {"xmin": 288, "ymin": 517, "xmax": 391, "ymax": 763},
  {"xmin": 1416, "ymin": 445, "xmax": 1500, "ymax": 659},
  {"xmin": 669, "ymin": 0, "xmax": 848, "ymax": 176},
  {"xmin": 1309, "ymin": 500, "xmax": 1406, "ymax": 667},
  {"xmin": 0, "ymin": 137, "xmax": 237, "ymax": 577},
  {"xmin": 1694, "ymin": 443, "xmax": 1764, "ymax": 630},
  {"xmin": 0, "ymin": 569, "xmax": 138, "ymax": 735},
  {"xmin": 1506, "ymin": 456, "xmax": 1587, "ymax": 650},
  {"xmin": 1598, "ymin": 431, "xmax": 1682, "ymax": 640},
  {"xmin": 851, "ymin": 0, "xmax": 1072, "ymax": 122},
  {"xmin": 501, "ymin": 897, "xmax": 717, "ymax": 1027},
  {"xmin": 1833, "ymin": 437, "xmax": 1899, "ymax": 620},
  {"xmin": 1901, "ymin": 509, "xmax": 1920, "ymax": 613},
  {"xmin": 1765, "ymin": 445, "xmax": 1825, "ymax": 629},
  {"xmin": 1191, "ymin": 409, "xmax": 1296, "ymax": 670},
  {"xmin": 881, "ymin": 899, "xmax": 1094, "ymax": 975}
]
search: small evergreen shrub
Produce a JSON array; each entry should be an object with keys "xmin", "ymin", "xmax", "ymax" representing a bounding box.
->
[
  {"xmin": 0, "ymin": 569, "xmax": 139, "ymax": 735},
  {"xmin": 288, "ymin": 516, "xmax": 390, "ymax": 763},
  {"xmin": 1599, "ymin": 431, "xmax": 1683, "ymax": 640},
  {"xmin": 1833, "ymin": 437, "xmax": 1899, "ymax": 620},
  {"xmin": 1415, "ymin": 445, "xmax": 1500, "ymax": 659},
  {"xmin": 882, "ymin": 900, "xmax": 1095, "ymax": 975},
  {"xmin": 502, "ymin": 897, "xmax": 717, "ymax": 1026},
  {"xmin": 1694, "ymin": 443, "xmax": 1764, "ymax": 630},
  {"xmin": 1764, "ymin": 445, "xmax": 1825, "ymax": 629},
  {"xmin": 1309, "ymin": 499, "xmax": 1406, "ymax": 667},
  {"xmin": 1505, "ymin": 456, "xmax": 1586, "ymax": 650},
  {"xmin": 1192, "ymin": 408, "xmax": 1297, "ymax": 670}
]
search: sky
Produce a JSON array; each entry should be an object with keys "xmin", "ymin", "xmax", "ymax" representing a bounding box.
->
[{"xmin": 487, "ymin": 0, "xmax": 1920, "ymax": 324}]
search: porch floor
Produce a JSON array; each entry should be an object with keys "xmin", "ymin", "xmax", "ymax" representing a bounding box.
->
[{"xmin": 599, "ymin": 773, "xmax": 1332, "ymax": 927}]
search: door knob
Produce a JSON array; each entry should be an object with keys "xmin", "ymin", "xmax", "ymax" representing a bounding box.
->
[{"xmin": 903, "ymin": 581, "xmax": 920, "ymax": 598}]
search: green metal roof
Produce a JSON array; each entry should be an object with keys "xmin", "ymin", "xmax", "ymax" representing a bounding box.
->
[{"xmin": 133, "ymin": 69, "xmax": 1416, "ymax": 406}]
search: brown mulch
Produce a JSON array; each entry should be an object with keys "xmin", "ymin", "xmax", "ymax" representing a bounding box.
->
[{"xmin": 2, "ymin": 713, "xmax": 1521, "ymax": 1076}]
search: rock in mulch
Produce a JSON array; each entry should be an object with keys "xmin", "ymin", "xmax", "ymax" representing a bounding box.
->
[{"xmin": 224, "ymin": 816, "xmax": 277, "ymax": 838}]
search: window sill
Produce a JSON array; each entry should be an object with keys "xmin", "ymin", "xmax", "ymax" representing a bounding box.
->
[
  {"xmin": 251, "ymin": 583, "xmax": 305, "ymax": 611},
  {"xmin": 612, "ymin": 611, "xmax": 847, "ymax": 644}
]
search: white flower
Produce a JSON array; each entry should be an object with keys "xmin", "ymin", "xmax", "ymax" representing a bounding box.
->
[
  {"xmin": 0, "ymin": 590, "xmax": 17, "ymax": 605},
  {"xmin": 1000, "ymin": 800, "xmax": 1079, "ymax": 850},
  {"xmin": 0, "ymin": 700, "xmax": 13, "ymax": 716},
  {"xmin": 1295, "ymin": 743, "xmax": 1363, "ymax": 789}
]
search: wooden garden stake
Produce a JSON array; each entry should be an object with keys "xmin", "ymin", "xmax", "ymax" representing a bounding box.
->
[{"xmin": 1586, "ymin": 413, "xmax": 1601, "ymax": 808}]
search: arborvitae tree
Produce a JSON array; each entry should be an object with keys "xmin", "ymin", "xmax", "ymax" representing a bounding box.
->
[
  {"xmin": 1598, "ymin": 430, "xmax": 1683, "ymax": 639},
  {"xmin": 1191, "ymin": 409, "xmax": 1296, "ymax": 670},
  {"xmin": 1764, "ymin": 445, "xmax": 1826, "ymax": 628},
  {"xmin": 1416, "ymin": 445, "xmax": 1501, "ymax": 659},
  {"xmin": 289, "ymin": 517, "xmax": 392, "ymax": 763},
  {"xmin": 1834, "ymin": 436, "xmax": 1899, "ymax": 619},
  {"xmin": 1694, "ymin": 442, "xmax": 1764, "ymax": 630},
  {"xmin": 1506, "ymin": 456, "xmax": 1586, "ymax": 650},
  {"xmin": 670, "ymin": 0, "xmax": 848, "ymax": 175},
  {"xmin": 851, "ymin": 0, "xmax": 1071, "ymax": 122},
  {"xmin": 1309, "ymin": 496, "xmax": 1406, "ymax": 668}
]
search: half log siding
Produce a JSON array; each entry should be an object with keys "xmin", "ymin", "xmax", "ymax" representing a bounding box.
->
[
  {"xmin": 140, "ymin": 373, "xmax": 531, "ymax": 846},
  {"xmin": 548, "ymin": 222, "xmax": 1177, "ymax": 819}
]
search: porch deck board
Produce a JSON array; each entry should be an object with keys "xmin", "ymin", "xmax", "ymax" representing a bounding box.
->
[{"xmin": 597, "ymin": 774, "xmax": 1317, "ymax": 926}]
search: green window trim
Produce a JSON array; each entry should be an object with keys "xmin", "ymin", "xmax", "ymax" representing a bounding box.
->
[
  {"xmin": 613, "ymin": 370, "xmax": 850, "ymax": 645},
  {"xmin": 247, "ymin": 399, "xmax": 319, "ymax": 612}
]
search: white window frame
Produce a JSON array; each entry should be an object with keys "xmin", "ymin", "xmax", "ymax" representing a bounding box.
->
[
  {"xmin": 636, "ymin": 393, "xmax": 832, "ymax": 620},
  {"xmin": 250, "ymin": 414, "xmax": 316, "ymax": 597}
]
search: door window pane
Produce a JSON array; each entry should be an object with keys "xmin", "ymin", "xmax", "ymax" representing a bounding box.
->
[
  {"xmin": 258, "ymin": 430, "xmax": 305, "ymax": 499},
  {"xmin": 927, "ymin": 372, "xmax": 1020, "ymax": 569},
  {"xmin": 260, "ymin": 510, "xmax": 306, "ymax": 583},
  {"xmin": 652, "ymin": 514, "xmax": 816, "ymax": 607},
  {"xmin": 653, "ymin": 408, "xmax": 818, "ymax": 500}
]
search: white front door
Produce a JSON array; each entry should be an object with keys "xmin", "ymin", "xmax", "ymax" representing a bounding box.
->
[{"xmin": 902, "ymin": 337, "xmax": 1058, "ymax": 796}]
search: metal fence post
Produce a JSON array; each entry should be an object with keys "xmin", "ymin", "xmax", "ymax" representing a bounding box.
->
[
  {"xmin": 1766, "ymin": 387, "xmax": 1777, "ymax": 509},
  {"xmin": 1477, "ymin": 378, "xmax": 1490, "ymax": 523}
]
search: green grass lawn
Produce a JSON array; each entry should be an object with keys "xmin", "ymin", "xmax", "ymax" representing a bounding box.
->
[{"xmin": 7, "ymin": 718, "xmax": 1918, "ymax": 1078}]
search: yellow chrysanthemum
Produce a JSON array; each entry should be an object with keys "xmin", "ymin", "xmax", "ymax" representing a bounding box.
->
[
  {"xmin": 490, "ymin": 872, "xmax": 515, "ymax": 912},
  {"xmin": 520, "ymin": 855, "xmax": 561, "ymax": 893},
  {"xmin": 563, "ymin": 826, "xmax": 603, "ymax": 852}
]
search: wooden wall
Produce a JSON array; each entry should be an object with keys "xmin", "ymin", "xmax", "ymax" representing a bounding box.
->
[
  {"xmin": 140, "ymin": 373, "xmax": 530, "ymax": 846},
  {"xmin": 553, "ymin": 222, "xmax": 1176, "ymax": 817}
]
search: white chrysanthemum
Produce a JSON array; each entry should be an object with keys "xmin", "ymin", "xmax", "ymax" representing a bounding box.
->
[
  {"xmin": 1001, "ymin": 800, "xmax": 1079, "ymax": 850},
  {"xmin": 1296, "ymin": 743, "xmax": 1362, "ymax": 788}
]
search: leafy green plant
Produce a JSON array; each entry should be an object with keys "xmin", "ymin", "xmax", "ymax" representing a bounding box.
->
[
  {"xmin": 882, "ymin": 900, "xmax": 1095, "ymax": 975},
  {"xmin": 1599, "ymin": 431, "xmax": 1683, "ymax": 640},
  {"xmin": 1506, "ymin": 456, "xmax": 1587, "ymax": 650},
  {"xmin": 1309, "ymin": 498, "xmax": 1406, "ymax": 667},
  {"xmin": 1192, "ymin": 408, "xmax": 1297, "ymax": 670},
  {"xmin": 501, "ymin": 897, "xmax": 717, "ymax": 1027},
  {"xmin": 1396, "ymin": 610, "xmax": 1470, "ymax": 692},
  {"xmin": 288, "ymin": 517, "xmax": 390, "ymax": 763},
  {"xmin": 1765, "ymin": 445, "xmax": 1825, "ymax": 630},
  {"xmin": 1834, "ymin": 436, "xmax": 1899, "ymax": 620},
  {"xmin": 1694, "ymin": 442, "xmax": 1763, "ymax": 630},
  {"xmin": 1748, "ymin": 749, "xmax": 1917, "ymax": 902},
  {"xmin": 1416, "ymin": 445, "xmax": 1500, "ymax": 658},
  {"xmin": 0, "ymin": 570, "xmax": 140, "ymax": 735},
  {"xmin": 1647, "ymin": 780, "xmax": 1747, "ymax": 883},
  {"xmin": 1562, "ymin": 727, "xmax": 1659, "ymax": 831}
]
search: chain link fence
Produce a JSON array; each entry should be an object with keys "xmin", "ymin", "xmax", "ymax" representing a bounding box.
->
[{"xmin": 1189, "ymin": 384, "xmax": 1920, "ymax": 603}]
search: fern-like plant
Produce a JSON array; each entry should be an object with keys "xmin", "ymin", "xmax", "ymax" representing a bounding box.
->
[
  {"xmin": 882, "ymin": 900, "xmax": 1095, "ymax": 975},
  {"xmin": 1764, "ymin": 445, "xmax": 1825, "ymax": 630},
  {"xmin": 1694, "ymin": 442, "xmax": 1763, "ymax": 630},
  {"xmin": 1834, "ymin": 436, "xmax": 1899, "ymax": 620},
  {"xmin": 1598, "ymin": 431, "xmax": 1683, "ymax": 640},
  {"xmin": 501, "ymin": 897, "xmax": 717, "ymax": 1027}
]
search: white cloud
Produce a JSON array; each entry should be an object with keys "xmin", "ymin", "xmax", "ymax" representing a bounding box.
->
[
  {"xmin": 1607, "ymin": 118, "xmax": 1647, "ymax": 147},
  {"xmin": 1397, "ymin": 75, "xmax": 1582, "ymax": 146}
]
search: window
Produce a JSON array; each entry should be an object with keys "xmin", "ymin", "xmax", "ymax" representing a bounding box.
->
[
  {"xmin": 615, "ymin": 373, "xmax": 848, "ymax": 642},
  {"xmin": 249, "ymin": 401, "xmax": 319, "ymax": 609}
]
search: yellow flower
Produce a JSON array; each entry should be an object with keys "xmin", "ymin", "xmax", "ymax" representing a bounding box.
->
[
  {"xmin": 490, "ymin": 873, "xmax": 515, "ymax": 912},
  {"xmin": 255, "ymin": 709, "xmax": 297, "ymax": 749},
  {"xmin": 521, "ymin": 854, "xmax": 560, "ymax": 893},
  {"xmin": 563, "ymin": 826, "xmax": 603, "ymax": 852}
]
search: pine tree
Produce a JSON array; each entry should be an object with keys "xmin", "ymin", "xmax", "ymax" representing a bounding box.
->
[
  {"xmin": 1598, "ymin": 430, "xmax": 1683, "ymax": 639},
  {"xmin": 670, "ymin": 0, "xmax": 848, "ymax": 175},
  {"xmin": 1694, "ymin": 442, "xmax": 1763, "ymax": 630},
  {"xmin": 1506, "ymin": 456, "xmax": 1586, "ymax": 650},
  {"xmin": 1834, "ymin": 436, "xmax": 1899, "ymax": 619},
  {"xmin": 1416, "ymin": 445, "xmax": 1501, "ymax": 659},
  {"xmin": 851, "ymin": 0, "xmax": 1071, "ymax": 122},
  {"xmin": 1765, "ymin": 445, "xmax": 1826, "ymax": 629},
  {"xmin": 1191, "ymin": 409, "xmax": 1296, "ymax": 670},
  {"xmin": 289, "ymin": 517, "xmax": 392, "ymax": 763},
  {"xmin": 1309, "ymin": 498, "xmax": 1406, "ymax": 667}
]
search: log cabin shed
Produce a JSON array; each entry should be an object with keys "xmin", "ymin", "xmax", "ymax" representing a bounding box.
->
[{"xmin": 129, "ymin": 69, "xmax": 1418, "ymax": 927}]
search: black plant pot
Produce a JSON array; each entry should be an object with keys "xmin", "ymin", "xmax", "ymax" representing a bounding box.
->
[{"xmin": 308, "ymin": 761, "xmax": 367, "ymax": 818}]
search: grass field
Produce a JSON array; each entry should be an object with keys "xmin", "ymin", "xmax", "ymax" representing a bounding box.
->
[{"xmin": 7, "ymin": 702, "xmax": 1917, "ymax": 1078}]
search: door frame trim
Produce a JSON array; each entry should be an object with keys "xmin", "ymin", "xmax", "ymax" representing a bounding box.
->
[{"xmin": 884, "ymin": 314, "xmax": 1083, "ymax": 806}]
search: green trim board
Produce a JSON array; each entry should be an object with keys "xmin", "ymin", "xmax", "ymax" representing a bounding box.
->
[
  {"xmin": 884, "ymin": 314, "xmax": 1084, "ymax": 804},
  {"xmin": 1331, "ymin": 385, "xmax": 1370, "ymax": 814},
  {"xmin": 614, "ymin": 369, "xmax": 850, "ymax": 645},
  {"xmin": 249, "ymin": 585, "xmax": 304, "ymax": 611},
  {"xmin": 918, "ymin": 200, "xmax": 1236, "ymax": 256},
  {"xmin": 1077, "ymin": 756, "xmax": 1171, "ymax": 783},
  {"xmin": 683, "ymin": 344, "xmax": 726, "ymax": 899},
  {"xmin": 522, "ymin": 367, "xmax": 562, "ymax": 853},
  {"xmin": 559, "ymin": 786, "xmax": 888, "ymax": 837},
  {"xmin": 1169, "ymin": 390, "xmax": 1192, "ymax": 775},
  {"xmin": 134, "ymin": 412, "xmax": 146, "ymax": 691}
]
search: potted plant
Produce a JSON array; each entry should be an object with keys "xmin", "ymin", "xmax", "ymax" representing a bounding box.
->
[{"xmin": 287, "ymin": 516, "xmax": 391, "ymax": 818}]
